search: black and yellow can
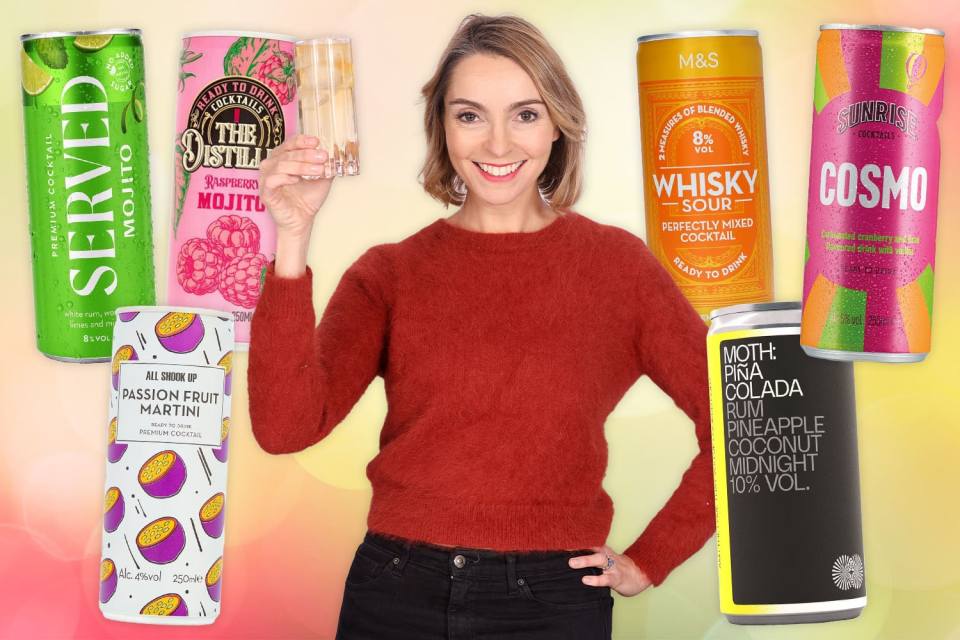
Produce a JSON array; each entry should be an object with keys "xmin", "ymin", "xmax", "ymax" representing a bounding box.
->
[{"xmin": 708, "ymin": 302, "xmax": 865, "ymax": 624}]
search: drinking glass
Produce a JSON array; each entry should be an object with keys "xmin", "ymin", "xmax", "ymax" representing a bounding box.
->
[{"xmin": 295, "ymin": 37, "xmax": 359, "ymax": 178}]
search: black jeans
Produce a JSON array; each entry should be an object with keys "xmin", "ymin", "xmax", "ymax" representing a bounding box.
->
[{"xmin": 335, "ymin": 532, "xmax": 614, "ymax": 639}]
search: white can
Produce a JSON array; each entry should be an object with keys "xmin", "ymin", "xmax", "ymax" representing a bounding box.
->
[{"xmin": 99, "ymin": 307, "xmax": 234, "ymax": 625}]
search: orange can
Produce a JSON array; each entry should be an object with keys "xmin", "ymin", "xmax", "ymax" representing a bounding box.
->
[{"xmin": 636, "ymin": 30, "xmax": 774, "ymax": 317}]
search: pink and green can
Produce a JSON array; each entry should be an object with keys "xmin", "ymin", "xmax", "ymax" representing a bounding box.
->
[
  {"xmin": 801, "ymin": 25, "xmax": 944, "ymax": 363},
  {"xmin": 168, "ymin": 31, "xmax": 298, "ymax": 346}
]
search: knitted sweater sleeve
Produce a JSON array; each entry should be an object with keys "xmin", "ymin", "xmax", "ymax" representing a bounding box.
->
[
  {"xmin": 622, "ymin": 246, "xmax": 715, "ymax": 586},
  {"xmin": 248, "ymin": 249, "xmax": 389, "ymax": 454}
]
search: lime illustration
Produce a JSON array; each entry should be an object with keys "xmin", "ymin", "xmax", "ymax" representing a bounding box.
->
[
  {"xmin": 21, "ymin": 50, "xmax": 52, "ymax": 96},
  {"xmin": 74, "ymin": 34, "xmax": 113, "ymax": 51}
]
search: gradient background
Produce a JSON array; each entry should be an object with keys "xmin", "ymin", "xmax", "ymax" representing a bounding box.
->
[{"xmin": 3, "ymin": 1, "xmax": 958, "ymax": 638}]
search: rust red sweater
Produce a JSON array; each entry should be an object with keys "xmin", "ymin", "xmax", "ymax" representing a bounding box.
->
[{"xmin": 248, "ymin": 212, "xmax": 714, "ymax": 585}]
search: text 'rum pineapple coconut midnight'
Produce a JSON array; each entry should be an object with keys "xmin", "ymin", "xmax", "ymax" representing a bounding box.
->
[
  {"xmin": 636, "ymin": 30, "xmax": 774, "ymax": 317},
  {"xmin": 169, "ymin": 32, "xmax": 299, "ymax": 347},
  {"xmin": 801, "ymin": 25, "xmax": 944, "ymax": 362},
  {"xmin": 708, "ymin": 303, "xmax": 866, "ymax": 624},
  {"xmin": 20, "ymin": 30, "xmax": 155, "ymax": 362},
  {"xmin": 101, "ymin": 308, "xmax": 233, "ymax": 624}
]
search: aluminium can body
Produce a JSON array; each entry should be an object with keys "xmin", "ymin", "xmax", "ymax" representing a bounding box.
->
[
  {"xmin": 708, "ymin": 302, "xmax": 865, "ymax": 624},
  {"xmin": 168, "ymin": 32, "xmax": 298, "ymax": 347},
  {"xmin": 100, "ymin": 307, "xmax": 233, "ymax": 624},
  {"xmin": 800, "ymin": 25, "xmax": 945, "ymax": 362},
  {"xmin": 636, "ymin": 31, "xmax": 774, "ymax": 317},
  {"xmin": 20, "ymin": 30, "xmax": 156, "ymax": 362}
]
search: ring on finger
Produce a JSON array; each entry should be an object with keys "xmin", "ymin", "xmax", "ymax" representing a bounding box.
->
[{"xmin": 604, "ymin": 555, "xmax": 615, "ymax": 571}]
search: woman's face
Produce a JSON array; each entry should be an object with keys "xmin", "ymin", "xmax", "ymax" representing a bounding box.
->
[{"xmin": 443, "ymin": 53, "xmax": 560, "ymax": 208}]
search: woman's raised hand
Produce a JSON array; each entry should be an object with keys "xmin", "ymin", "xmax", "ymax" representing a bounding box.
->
[{"xmin": 259, "ymin": 135, "xmax": 333, "ymax": 240}]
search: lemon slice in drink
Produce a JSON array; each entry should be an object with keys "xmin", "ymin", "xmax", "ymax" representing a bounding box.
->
[
  {"xmin": 21, "ymin": 50, "xmax": 52, "ymax": 96},
  {"xmin": 335, "ymin": 58, "xmax": 354, "ymax": 89},
  {"xmin": 74, "ymin": 34, "xmax": 113, "ymax": 51}
]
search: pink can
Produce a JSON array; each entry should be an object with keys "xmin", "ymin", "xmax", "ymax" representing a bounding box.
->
[
  {"xmin": 801, "ymin": 25, "xmax": 945, "ymax": 362},
  {"xmin": 169, "ymin": 31, "xmax": 298, "ymax": 346}
]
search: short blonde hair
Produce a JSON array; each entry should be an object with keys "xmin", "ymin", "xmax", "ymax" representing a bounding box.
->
[{"xmin": 419, "ymin": 14, "xmax": 586, "ymax": 208}]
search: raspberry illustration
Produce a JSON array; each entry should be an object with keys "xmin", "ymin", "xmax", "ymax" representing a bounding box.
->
[
  {"xmin": 250, "ymin": 49, "xmax": 295, "ymax": 105},
  {"xmin": 176, "ymin": 238, "xmax": 224, "ymax": 295},
  {"xmin": 219, "ymin": 253, "xmax": 268, "ymax": 309},
  {"xmin": 207, "ymin": 215, "xmax": 261, "ymax": 260}
]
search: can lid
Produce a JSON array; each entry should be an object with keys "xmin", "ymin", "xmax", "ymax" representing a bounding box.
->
[
  {"xmin": 182, "ymin": 30, "xmax": 297, "ymax": 41},
  {"xmin": 637, "ymin": 29, "xmax": 758, "ymax": 43},
  {"xmin": 708, "ymin": 301, "xmax": 801, "ymax": 322},
  {"xmin": 21, "ymin": 28, "xmax": 141, "ymax": 41},
  {"xmin": 296, "ymin": 36, "xmax": 352, "ymax": 45},
  {"xmin": 820, "ymin": 24, "xmax": 944, "ymax": 36},
  {"xmin": 115, "ymin": 305, "xmax": 234, "ymax": 322}
]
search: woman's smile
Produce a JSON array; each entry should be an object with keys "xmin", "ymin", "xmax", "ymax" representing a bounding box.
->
[{"xmin": 474, "ymin": 159, "xmax": 526, "ymax": 181}]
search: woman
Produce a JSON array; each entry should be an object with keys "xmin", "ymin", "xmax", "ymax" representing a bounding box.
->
[{"xmin": 250, "ymin": 14, "xmax": 714, "ymax": 639}]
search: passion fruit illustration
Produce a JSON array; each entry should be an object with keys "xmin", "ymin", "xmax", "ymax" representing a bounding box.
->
[
  {"xmin": 140, "ymin": 593, "xmax": 188, "ymax": 617},
  {"xmin": 103, "ymin": 486, "xmax": 125, "ymax": 533},
  {"xmin": 212, "ymin": 417, "xmax": 229, "ymax": 463},
  {"xmin": 107, "ymin": 417, "xmax": 127, "ymax": 463},
  {"xmin": 138, "ymin": 451, "xmax": 187, "ymax": 499},
  {"xmin": 199, "ymin": 492, "xmax": 225, "ymax": 539},
  {"xmin": 136, "ymin": 517, "xmax": 186, "ymax": 565},
  {"xmin": 155, "ymin": 312, "xmax": 205, "ymax": 354},
  {"xmin": 117, "ymin": 310, "xmax": 139, "ymax": 322},
  {"xmin": 99, "ymin": 558, "xmax": 118, "ymax": 604},
  {"xmin": 206, "ymin": 557, "xmax": 223, "ymax": 602},
  {"xmin": 111, "ymin": 345, "xmax": 138, "ymax": 390},
  {"xmin": 218, "ymin": 351, "xmax": 233, "ymax": 395}
]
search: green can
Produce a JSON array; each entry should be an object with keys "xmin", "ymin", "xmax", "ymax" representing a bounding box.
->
[{"xmin": 20, "ymin": 29, "xmax": 155, "ymax": 362}]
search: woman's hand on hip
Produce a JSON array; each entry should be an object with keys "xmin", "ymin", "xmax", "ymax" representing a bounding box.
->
[
  {"xmin": 569, "ymin": 545, "xmax": 652, "ymax": 597},
  {"xmin": 259, "ymin": 134, "xmax": 334, "ymax": 241}
]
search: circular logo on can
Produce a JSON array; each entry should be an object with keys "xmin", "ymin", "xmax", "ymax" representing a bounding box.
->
[
  {"xmin": 180, "ymin": 76, "xmax": 285, "ymax": 173},
  {"xmin": 106, "ymin": 51, "xmax": 134, "ymax": 92},
  {"xmin": 831, "ymin": 553, "xmax": 864, "ymax": 590}
]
